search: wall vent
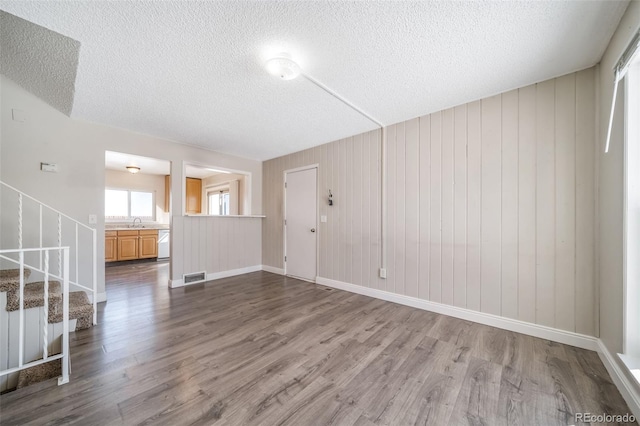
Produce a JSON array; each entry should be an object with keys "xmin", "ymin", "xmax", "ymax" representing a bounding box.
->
[{"xmin": 183, "ymin": 271, "xmax": 206, "ymax": 284}]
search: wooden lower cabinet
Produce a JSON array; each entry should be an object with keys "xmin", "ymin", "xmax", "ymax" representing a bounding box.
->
[
  {"xmin": 138, "ymin": 230, "xmax": 158, "ymax": 259},
  {"xmin": 106, "ymin": 229, "xmax": 159, "ymax": 262},
  {"xmin": 117, "ymin": 230, "xmax": 139, "ymax": 261},
  {"xmin": 105, "ymin": 231, "xmax": 118, "ymax": 262}
]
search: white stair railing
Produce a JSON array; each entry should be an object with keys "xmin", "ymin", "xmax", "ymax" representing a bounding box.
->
[
  {"xmin": 0, "ymin": 181, "xmax": 97, "ymax": 325},
  {"xmin": 0, "ymin": 247, "xmax": 70, "ymax": 385}
]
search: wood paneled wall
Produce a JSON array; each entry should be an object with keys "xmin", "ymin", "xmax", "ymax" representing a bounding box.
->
[
  {"xmin": 172, "ymin": 216, "xmax": 262, "ymax": 279},
  {"xmin": 263, "ymin": 67, "xmax": 596, "ymax": 335}
]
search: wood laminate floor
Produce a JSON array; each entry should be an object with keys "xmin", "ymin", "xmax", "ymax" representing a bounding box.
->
[{"xmin": 0, "ymin": 262, "xmax": 634, "ymax": 425}]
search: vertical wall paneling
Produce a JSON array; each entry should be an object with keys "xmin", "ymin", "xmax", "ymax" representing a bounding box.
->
[
  {"xmin": 387, "ymin": 125, "xmax": 397, "ymax": 292},
  {"xmin": 339, "ymin": 139, "xmax": 347, "ymax": 283},
  {"xmin": 481, "ymin": 94, "xmax": 502, "ymax": 315},
  {"xmin": 555, "ymin": 73, "xmax": 577, "ymax": 332},
  {"xmin": 326, "ymin": 143, "xmax": 334, "ymax": 278},
  {"xmin": 453, "ymin": 105, "xmax": 468, "ymax": 308},
  {"xmin": 405, "ymin": 118, "xmax": 420, "ymax": 298},
  {"xmin": 501, "ymin": 90, "xmax": 519, "ymax": 320},
  {"xmin": 535, "ymin": 79, "xmax": 556, "ymax": 327},
  {"xmin": 353, "ymin": 134, "xmax": 363, "ymax": 286},
  {"xmin": 418, "ymin": 116, "xmax": 431, "ymax": 300},
  {"xmin": 441, "ymin": 109, "xmax": 455, "ymax": 305},
  {"xmin": 176, "ymin": 217, "xmax": 262, "ymax": 280},
  {"xmin": 429, "ymin": 112, "xmax": 442, "ymax": 303},
  {"xmin": 371, "ymin": 130, "xmax": 381, "ymax": 290},
  {"xmin": 261, "ymin": 69, "xmax": 597, "ymax": 335},
  {"xmin": 395, "ymin": 122, "xmax": 406, "ymax": 295},
  {"xmin": 346, "ymin": 137, "xmax": 353, "ymax": 285},
  {"xmin": 575, "ymin": 68, "xmax": 596, "ymax": 336},
  {"xmin": 320, "ymin": 143, "xmax": 328, "ymax": 279},
  {"xmin": 517, "ymin": 85, "xmax": 537, "ymax": 324},
  {"xmin": 361, "ymin": 134, "xmax": 370, "ymax": 287},
  {"xmin": 466, "ymin": 101, "xmax": 483, "ymax": 312}
]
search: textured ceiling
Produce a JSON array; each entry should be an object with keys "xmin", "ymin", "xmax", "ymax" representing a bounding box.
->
[
  {"xmin": 0, "ymin": 1, "xmax": 629, "ymax": 160},
  {"xmin": 0, "ymin": 10, "xmax": 79, "ymax": 116}
]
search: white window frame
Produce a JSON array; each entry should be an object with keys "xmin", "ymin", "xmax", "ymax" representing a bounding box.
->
[
  {"xmin": 206, "ymin": 185, "xmax": 230, "ymax": 216},
  {"xmin": 105, "ymin": 188, "xmax": 156, "ymax": 221},
  {"xmin": 621, "ymin": 58, "xmax": 640, "ymax": 383}
]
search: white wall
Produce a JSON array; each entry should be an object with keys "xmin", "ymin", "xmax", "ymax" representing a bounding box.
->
[
  {"xmin": 264, "ymin": 67, "xmax": 597, "ymax": 336},
  {"xmin": 105, "ymin": 169, "xmax": 170, "ymax": 224},
  {"xmin": 598, "ymin": 0, "xmax": 640, "ymax": 388},
  {"xmin": 0, "ymin": 75, "xmax": 263, "ymax": 295}
]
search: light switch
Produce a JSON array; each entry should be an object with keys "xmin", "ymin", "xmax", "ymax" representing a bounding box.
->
[
  {"xmin": 40, "ymin": 162, "xmax": 59, "ymax": 173},
  {"xmin": 88, "ymin": 214, "xmax": 97, "ymax": 224},
  {"xmin": 320, "ymin": 215, "xmax": 327, "ymax": 223}
]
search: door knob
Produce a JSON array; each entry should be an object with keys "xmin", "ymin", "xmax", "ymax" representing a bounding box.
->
[{"xmin": 310, "ymin": 228, "xmax": 316, "ymax": 232}]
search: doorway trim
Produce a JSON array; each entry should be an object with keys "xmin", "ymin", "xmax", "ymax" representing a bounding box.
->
[{"xmin": 283, "ymin": 164, "xmax": 319, "ymax": 282}]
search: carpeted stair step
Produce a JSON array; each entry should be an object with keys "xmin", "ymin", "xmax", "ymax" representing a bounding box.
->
[
  {"xmin": 16, "ymin": 355, "xmax": 61, "ymax": 389},
  {"xmin": 65, "ymin": 291, "xmax": 93, "ymax": 330},
  {"xmin": 5, "ymin": 282, "xmax": 93, "ymax": 330},
  {"xmin": 0, "ymin": 268, "xmax": 31, "ymax": 292},
  {"xmin": 6, "ymin": 281, "xmax": 62, "ymax": 320}
]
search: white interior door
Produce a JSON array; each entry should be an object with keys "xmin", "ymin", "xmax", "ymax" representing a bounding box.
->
[{"xmin": 285, "ymin": 167, "xmax": 317, "ymax": 281}]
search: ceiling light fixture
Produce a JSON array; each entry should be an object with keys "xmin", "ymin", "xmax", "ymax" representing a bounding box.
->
[
  {"xmin": 265, "ymin": 53, "xmax": 301, "ymax": 80},
  {"xmin": 126, "ymin": 166, "xmax": 140, "ymax": 174}
]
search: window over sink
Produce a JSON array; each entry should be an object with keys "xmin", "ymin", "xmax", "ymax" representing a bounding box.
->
[{"xmin": 105, "ymin": 189, "xmax": 155, "ymax": 221}]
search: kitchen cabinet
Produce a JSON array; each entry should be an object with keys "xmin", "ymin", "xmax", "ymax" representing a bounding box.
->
[
  {"xmin": 186, "ymin": 177, "xmax": 202, "ymax": 214},
  {"xmin": 138, "ymin": 230, "xmax": 158, "ymax": 258},
  {"xmin": 105, "ymin": 231, "xmax": 118, "ymax": 262},
  {"xmin": 117, "ymin": 230, "xmax": 139, "ymax": 261},
  {"xmin": 105, "ymin": 229, "xmax": 159, "ymax": 262}
]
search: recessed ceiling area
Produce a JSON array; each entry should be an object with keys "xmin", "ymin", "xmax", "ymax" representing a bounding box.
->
[
  {"xmin": 0, "ymin": 1, "xmax": 630, "ymax": 160},
  {"xmin": 185, "ymin": 165, "xmax": 232, "ymax": 180},
  {"xmin": 105, "ymin": 151, "xmax": 170, "ymax": 176}
]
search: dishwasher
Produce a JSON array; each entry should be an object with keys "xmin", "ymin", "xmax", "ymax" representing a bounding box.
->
[{"xmin": 157, "ymin": 229, "xmax": 170, "ymax": 260}]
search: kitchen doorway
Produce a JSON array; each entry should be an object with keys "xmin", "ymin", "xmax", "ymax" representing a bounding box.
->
[{"xmin": 104, "ymin": 151, "xmax": 172, "ymax": 286}]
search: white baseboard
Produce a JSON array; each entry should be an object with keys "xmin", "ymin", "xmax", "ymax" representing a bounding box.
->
[
  {"xmin": 315, "ymin": 276, "xmax": 599, "ymax": 351},
  {"xmin": 169, "ymin": 265, "xmax": 262, "ymax": 289},
  {"xmin": 87, "ymin": 292, "xmax": 107, "ymax": 303},
  {"xmin": 597, "ymin": 340, "xmax": 640, "ymax": 419},
  {"xmin": 261, "ymin": 265, "xmax": 285, "ymax": 275}
]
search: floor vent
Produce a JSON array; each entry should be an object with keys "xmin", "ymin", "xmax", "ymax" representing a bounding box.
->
[{"xmin": 183, "ymin": 271, "xmax": 206, "ymax": 284}]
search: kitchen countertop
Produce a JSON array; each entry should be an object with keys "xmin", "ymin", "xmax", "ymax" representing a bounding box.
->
[{"xmin": 106, "ymin": 224, "xmax": 170, "ymax": 231}]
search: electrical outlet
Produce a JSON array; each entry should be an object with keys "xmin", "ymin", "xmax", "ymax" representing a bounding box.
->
[
  {"xmin": 379, "ymin": 268, "xmax": 387, "ymax": 279},
  {"xmin": 88, "ymin": 214, "xmax": 97, "ymax": 224},
  {"xmin": 320, "ymin": 215, "xmax": 327, "ymax": 223}
]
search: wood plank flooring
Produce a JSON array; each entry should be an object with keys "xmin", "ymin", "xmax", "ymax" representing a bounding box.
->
[{"xmin": 0, "ymin": 262, "xmax": 634, "ymax": 425}]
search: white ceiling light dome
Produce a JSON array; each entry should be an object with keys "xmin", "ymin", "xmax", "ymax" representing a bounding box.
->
[{"xmin": 265, "ymin": 53, "xmax": 301, "ymax": 80}]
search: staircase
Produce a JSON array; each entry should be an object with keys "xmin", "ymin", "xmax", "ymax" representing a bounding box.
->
[
  {"xmin": 0, "ymin": 268, "xmax": 93, "ymax": 390},
  {"xmin": 0, "ymin": 181, "xmax": 98, "ymax": 391}
]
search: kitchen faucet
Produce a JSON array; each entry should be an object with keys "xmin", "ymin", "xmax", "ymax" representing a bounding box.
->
[{"xmin": 132, "ymin": 217, "xmax": 142, "ymax": 228}]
